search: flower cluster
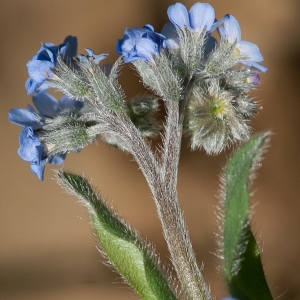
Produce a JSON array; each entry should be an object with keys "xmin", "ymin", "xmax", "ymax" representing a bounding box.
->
[
  {"xmin": 10, "ymin": 1, "xmax": 267, "ymax": 172},
  {"xmin": 116, "ymin": 2, "xmax": 267, "ymax": 153},
  {"xmin": 9, "ymin": 91, "xmax": 83, "ymax": 180}
]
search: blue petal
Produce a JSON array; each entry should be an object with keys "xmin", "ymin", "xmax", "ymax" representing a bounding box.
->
[
  {"xmin": 144, "ymin": 32, "xmax": 166, "ymax": 49},
  {"xmin": 19, "ymin": 127, "xmax": 29, "ymax": 145},
  {"xmin": 125, "ymin": 39, "xmax": 154, "ymax": 63},
  {"xmin": 27, "ymin": 105, "xmax": 36, "ymax": 113},
  {"xmin": 204, "ymin": 35, "xmax": 217, "ymax": 56},
  {"xmin": 217, "ymin": 24, "xmax": 226, "ymax": 40},
  {"xmin": 134, "ymin": 38, "xmax": 158, "ymax": 62},
  {"xmin": 93, "ymin": 53, "xmax": 108, "ymax": 65},
  {"xmin": 9, "ymin": 108, "xmax": 42, "ymax": 129},
  {"xmin": 25, "ymin": 78, "xmax": 41, "ymax": 95},
  {"xmin": 125, "ymin": 27, "xmax": 148, "ymax": 39},
  {"xmin": 33, "ymin": 90, "xmax": 59, "ymax": 117},
  {"xmin": 63, "ymin": 36, "xmax": 78, "ymax": 59},
  {"xmin": 143, "ymin": 24, "xmax": 154, "ymax": 32},
  {"xmin": 238, "ymin": 40, "xmax": 264, "ymax": 62},
  {"xmin": 167, "ymin": 3, "xmax": 190, "ymax": 29},
  {"xmin": 117, "ymin": 26, "xmax": 157, "ymax": 58},
  {"xmin": 119, "ymin": 37, "xmax": 137, "ymax": 56},
  {"xmin": 241, "ymin": 61, "xmax": 268, "ymax": 72},
  {"xmin": 77, "ymin": 54, "xmax": 89, "ymax": 64},
  {"xmin": 84, "ymin": 48, "xmax": 94, "ymax": 56},
  {"xmin": 58, "ymin": 44, "xmax": 69, "ymax": 58},
  {"xmin": 36, "ymin": 43, "xmax": 54, "ymax": 61},
  {"xmin": 210, "ymin": 15, "xmax": 230, "ymax": 33},
  {"xmin": 26, "ymin": 59, "xmax": 53, "ymax": 82},
  {"xmin": 18, "ymin": 128, "xmax": 42, "ymax": 162},
  {"xmin": 48, "ymin": 153, "xmax": 66, "ymax": 165},
  {"xmin": 161, "ymin": 23, "xmax": 180, "ymax": 50},
  {"xmin": 222, "ymin": 14, "xmax": 241, "ymax": 43},
  {"xmin": 41, "ymin": 44, "xmax": 57, "ymax": 63},
  {"xmin": 30, "ymin": 158, "xmax": 47, "ymax": 180},
  {"xmin": 58, "ymin": 95, "xmax": 83, "ymax": 111},
  {"xmin": 116, "ymin": 40, "xmax": 124, "ymax": 56},
  {"xmin": 189, "ymin": 3, "xmax": 215, "ymax": 32}
]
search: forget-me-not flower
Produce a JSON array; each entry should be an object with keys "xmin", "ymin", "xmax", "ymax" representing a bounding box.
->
[
  {"xmin": 25, "ymin": 36, "xmax": 77, "ymax": 95},
  {"xmin": 167, "ymin": 2, "xmax": 215, "ymax": 32},
  {"xmin": 76, "ymin": 48, "xmax": 108, "ymax": 65},
  {"xmin": 217, "ymin": 15, "xmax": 267, "ymax": 72},
  {"xmin": 17, "ymin": 127, "xmax": 48, "ymax": 180},
  {"xmin": 165, "ymin": 2, "xmax": 225, "ymax": 58},
  {"xmin": 9, "ymin": 91, "xmax": 83, "ymax": 180},
  {"xmin": 116, "ymin": 25, "xmax": 166, "ymax": 63}
]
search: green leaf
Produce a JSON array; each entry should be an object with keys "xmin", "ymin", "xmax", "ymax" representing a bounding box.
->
[
  {"xmin": 57, "ymin": 171, "xmax": 178, "ymax": 300},
  {"xmin": 220, "ymin": 132, "xmax": 273, "ymax": 300}
]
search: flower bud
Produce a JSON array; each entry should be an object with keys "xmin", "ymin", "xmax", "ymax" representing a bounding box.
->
[
  {"xmin": 186, "ymin": 84, "xmax": 250, "ymax": 154},
  {"xmin": 246, "ymin": 73, "xmax": 260, "ymax": 85}
]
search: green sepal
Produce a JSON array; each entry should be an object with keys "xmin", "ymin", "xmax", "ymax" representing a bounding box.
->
[
  {"xmin": 133, "ymin": 53, "xmax": 182, "ymax": 102},
  {"xmin": 79, "ymin": 58, "xmax": 125, "ymax": 113},
  {"xmin": 221, "ymin": 132, "xmax": 273, "ymax": 300},
  {"xmin": 57, "ymin": 171, "xmax": 178, "ymax": 300}
]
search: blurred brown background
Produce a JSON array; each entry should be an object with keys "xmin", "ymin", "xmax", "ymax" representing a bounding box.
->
[{"xmin": 1, "ymin": 0, "xmax": 300, "ymax": 299}]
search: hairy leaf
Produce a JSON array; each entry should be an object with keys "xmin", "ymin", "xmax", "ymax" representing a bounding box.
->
[
  {"xmin": 219, "ymin": 132, "xmax": 273, "ymax": 300},
  {"xmin": 57, "ymin": 171, "xmax": 178, "ymax": 300}
]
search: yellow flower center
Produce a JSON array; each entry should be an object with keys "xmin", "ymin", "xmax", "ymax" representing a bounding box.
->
[{"xmin": 211, "ymin": 98, "xmax": 226, "ymax": 119}]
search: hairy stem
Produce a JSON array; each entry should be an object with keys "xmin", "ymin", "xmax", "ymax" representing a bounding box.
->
[
  {"xmin": 120, "ymin": 103, "xmax": 211, "ymax": 300},
  {"xmin": 92, "ymin": 95, "xmax": 211, "ymax": 300},
  {"xmin": 156, "ymin": 99, "xmax": 211, "ymax": 300}
]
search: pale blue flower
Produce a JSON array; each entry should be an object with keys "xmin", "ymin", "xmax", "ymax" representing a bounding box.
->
[
  {"xmin": 218, "ymin": 15, "xmax": 267, "ymax": 72},
  {"xmin": 116, "ymin": 25, "xmax": 166, "ymax": 63},
  {"xmin": 18, "ymin": 127, "xmax": 48, "ymax": 180},
  {"xmin": 167, "ymin": 2, "xmax": 215, "ymax": 32},
  {"xmin": 77, "ymin": 48, "xmax": 108, "ymax": 65},
  {"xmin": 9, "ymin": 91, "xmax": 82, "ymax": 180},
  {"xmin": 161, "ymin": 23, "xmax": 180, "ymax": 50},
  {"xmin": 25, "ymin": 36, "xmax": 77, "ymax": 95}
]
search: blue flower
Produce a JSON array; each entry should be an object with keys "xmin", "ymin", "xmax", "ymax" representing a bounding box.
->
[
  {"xmin": 165, "ymin": 3, "xmax": 224, "ymax": 59},
  {"xmin": 31, "ymin": 90, "xmax": 83, "ymax": 118},
  {"xmin": 116, "ymin": 25, "xmax": 166, "ymax": 63},
  {"xmin": 161, "ymin": 23, "xmax": 180, "ymax": 50},
  {"xmin": 18, "ymin": 127, "xmax": 48, "ymax": 180},
  {"xmin": 167, "ymin": 2, "xmax": 215, "ymax": 32},
  {"xmin": 9, "ymin": 91, "xmax": 83, "ymax": 180},
  {"xmin": 25, "ymin": 36, "xmax": 77, "ymax": 95},
  {"xmin": 77, "ymin": 48, "xmax": 108, "ymax": 65},
  {"xmin": 217, "ymin": 15, "xmax": 267, "ymax": 72}
]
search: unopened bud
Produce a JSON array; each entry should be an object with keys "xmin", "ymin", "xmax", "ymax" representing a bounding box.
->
[
  {"xmin": 246, "ymin": 73, "xmax": 260, "ymax": 85},
  {"xmin": 186, "ymin": 84, "xmax": 250, "ymax": 154}
]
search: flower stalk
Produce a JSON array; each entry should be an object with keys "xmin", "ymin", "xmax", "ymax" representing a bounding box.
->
[{"xmin": 113, "ymin": 93, "xmax": 211, "ymax": 300}]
